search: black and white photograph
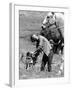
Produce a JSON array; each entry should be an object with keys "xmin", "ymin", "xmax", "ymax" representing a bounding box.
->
[{"xmin": 19, "ymin": 10, "xmax": 64, "ymax": 79}]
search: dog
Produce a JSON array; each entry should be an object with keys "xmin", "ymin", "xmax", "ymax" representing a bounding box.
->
[{"xmin": 25, "ymin": 52, "xmax": 33, "ymax": 70}]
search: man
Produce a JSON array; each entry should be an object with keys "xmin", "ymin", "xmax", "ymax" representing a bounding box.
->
[{"xmin": 31, "ymin": 34, "xmax": 53, "ymax": 72}]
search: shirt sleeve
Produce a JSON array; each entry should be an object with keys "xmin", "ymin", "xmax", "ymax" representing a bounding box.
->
[{"xmin": 39, "ymin": 36, "xmax": 43, "ymax": 46}]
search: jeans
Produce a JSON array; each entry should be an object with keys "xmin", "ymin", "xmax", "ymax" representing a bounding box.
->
[{"xmin": 41, "ymin": 50, "xmax": 53, "ymax": 72}]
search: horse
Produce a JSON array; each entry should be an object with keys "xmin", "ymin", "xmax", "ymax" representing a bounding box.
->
[{"xmin": 40, "ymin": 12, "xmax": 64, "ymax": 54}]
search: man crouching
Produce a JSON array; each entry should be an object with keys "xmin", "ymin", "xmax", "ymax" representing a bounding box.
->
[{"xmin": 31, "ymin": 34, "xmax": 53, "ymax": 72}]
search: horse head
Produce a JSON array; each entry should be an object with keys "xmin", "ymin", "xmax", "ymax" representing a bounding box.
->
[{"xmin": 41, "ymin": 12, "xmax": 56, "ymax": 30}]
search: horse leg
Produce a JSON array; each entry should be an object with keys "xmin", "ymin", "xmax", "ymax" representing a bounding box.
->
[
  {"xmin": 47, "ymin": 50, "xmax": 53, "ymax": 72},
  {"xmin": 53, "ymin": 45, "xmax": 58, "ymax": 54},
  {"xmin": 61, "ymin": 46, "xmax": 64, "ymax": 55}
]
